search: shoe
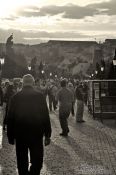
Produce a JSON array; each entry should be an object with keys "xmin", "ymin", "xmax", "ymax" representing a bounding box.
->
[{"xmin": 59, "ymin": 133, "xmax": 68, "ymax": 137}]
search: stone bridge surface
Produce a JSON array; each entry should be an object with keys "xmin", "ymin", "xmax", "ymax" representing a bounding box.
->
[{"xmin": 0, "ymin": 106, "xmax": 116, "ymax": 175}]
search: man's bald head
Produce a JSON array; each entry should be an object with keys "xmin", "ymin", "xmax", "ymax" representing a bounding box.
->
[{"xmin": 22, "ymin": 74, "xmax": 35, "ymax": 87}]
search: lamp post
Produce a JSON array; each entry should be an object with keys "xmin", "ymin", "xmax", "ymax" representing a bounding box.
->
[
  {"xmin": 0, "ymin": 57, "xmax": 5, "ymax": 82},
  {"xmin": 112, "ymin": 49, "xmax": 116, "ymax": 79},
  {"xmin": 113, "ymin": 60, "xmax": 116, "ymax": 66},
  {"xmin": 109, "ymin": 49, "xmax": 116, "ymax": 79},
  {"xmin": 100, "ymin": 59, "xmax": 105, "ymax": 79},
  {"xmin": 41, "ymin": 70, "xmax": 45, "ymax": 79},
  {"xmin": 101, "ymin": 67, "xmax": 104, "ymax": 72},
  {"xmin": 95, "ymin": 70, "xmax": 98, "ymax": 79},
  {"xmin": 41, "ymin": 70, "xmax": 44, "ymax": 74},
  {"xmin": 91, "ymin": 74, "xmax": 94, "ymax": 79},
  {"xmin": 50, "ymin": 72, "xmax": 52, "ymax": 77},
  {"xmin": 28, "ymin": 65, "xmax": 31, "ymax": 71},
  {"xmin": 95, "ymin": 70, "xmax": 98, "ymax": 75},
  {"xmin": 55, "ymin": 74, "xmax": 57, "ymax": 78},
  {"xmin": 100, "ymin": 66, "xmax": 104, "ymax": 79},
  {"xmin": 0, "ymin": 58, "xmax": 5, "ymax": 65}
]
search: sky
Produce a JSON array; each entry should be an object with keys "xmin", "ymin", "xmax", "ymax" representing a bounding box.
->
[{"xmin": 0, "ymin": 0, "xmax": 116, "ymax": 44}]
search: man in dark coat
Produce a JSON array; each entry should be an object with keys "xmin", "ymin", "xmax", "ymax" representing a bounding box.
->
[{"xmin": 7, "ymin": 74, "xmax": 52, "ymax": 175}]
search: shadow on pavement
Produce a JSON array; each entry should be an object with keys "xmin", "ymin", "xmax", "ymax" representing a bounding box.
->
[
  {"xmin": 101, "ymin": 119, "xmax": 116, "ymax": 129},
  {"xmin": 65, "ymin": 136, "xmax": 112, "ymax": 175},
  {"xmin": 44, "ymin": 141, "xmax": 77, "ymax": 175},
  {"xmin": 69, "ymin": 120, "xmax": 116, "ymax": 149}
]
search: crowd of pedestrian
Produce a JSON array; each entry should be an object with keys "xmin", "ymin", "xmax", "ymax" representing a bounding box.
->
[{"xmin": 0, "ymin": 74, "xmax": 88, "ymax": 175}]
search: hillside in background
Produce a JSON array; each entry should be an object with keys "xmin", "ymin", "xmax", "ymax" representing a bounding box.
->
[{"xmin": 1, "ymin": 39, "xmax": 116, "ymax": 78}]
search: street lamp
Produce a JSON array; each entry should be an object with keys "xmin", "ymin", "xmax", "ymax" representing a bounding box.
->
[
  {"xmin": 0, "ymin": 58, "xmax": 5, "ymax": 65},
  {"xmin": 101, "ymin": 67, "xmax": 104, "ymax": 72},
  {"xmin": 95, "ymin": 70, "xmax": 98, "ymax": 75},
  {"xmin": 100, "ymin": 66, "xmax": 104, "ymax": 79},
  {"xmin": 0, "ymin": 57, "xmax": 5, "ymax": 83},
  {"xmin": 91, "ymin": 74, "xmax": 94, "ymax": 79},
  {"xmin": 113, "ymin": 60, "xmax": 116, "ymax": 66},
  {"xmin": 112, "ymin": 49, "xmax": 116, "ymax": 79},
  {"xmin": 50, "ymin": 72, "xmax": 52, "ymax": 77},
  {"xmin": 55, "ymin": 74, "xmax": 57, "ymax": 78},
  {"xmin": 41, "ymin": 70, "xmax": 45, "ymax": 79},
  {"xmin": 28, "ymin": 66, "xmax": 31, "ymax": 71},
  {"xmin": 41, "ymin": 70, "xmax": 45, "ymax": 74},
  {"xmin": 0, "ymin": 57, "xmax": 5, "ymax": 72}
]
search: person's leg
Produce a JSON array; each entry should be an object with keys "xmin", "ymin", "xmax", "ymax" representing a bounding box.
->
[
  {"xmin": 29, "ymin": 141, "xmax": 43, "ymax": 175},
  {"xmin": 48, "ymin": 96, "xmax": 52, "ymax": 111},
  {"xmin": 15, "ymin": 140, "xmax": 29, "ymax": 175},
  {"xmin": 53, "ymin": 96, "xmax": 57, "ymax": 110},
  {"xmin": 3, "ymin": 103, "xmax": 8, "ymax": 130},
  {"xmin": 71, "ymin": 102, "xmax": 75, "ymax": 116},
  {"xmin": 59, "ymin": 110, "xmax": 70, "ymax": 135}
]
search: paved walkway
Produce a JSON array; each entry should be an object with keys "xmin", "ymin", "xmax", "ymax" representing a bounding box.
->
[{"xmin": 0, "ymin": 106, "xmax": 116, "ymax": 175}]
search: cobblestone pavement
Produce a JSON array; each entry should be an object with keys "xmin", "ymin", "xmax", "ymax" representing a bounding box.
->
[{"xmin": 0, "ymin": 106, "xmax": 116, "ymax": 175}]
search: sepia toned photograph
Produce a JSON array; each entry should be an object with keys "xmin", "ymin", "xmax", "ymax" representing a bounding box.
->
[{"xmin": 0, "ymin": 0, "xmax": 116, "ymax": 175}]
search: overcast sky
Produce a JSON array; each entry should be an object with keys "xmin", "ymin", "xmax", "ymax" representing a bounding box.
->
[{"xmin": 0, "ymin": 0, "xmax": 116, "ymax": 44}]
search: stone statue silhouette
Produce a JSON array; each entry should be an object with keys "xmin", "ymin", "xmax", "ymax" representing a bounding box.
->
[{"xmin": 6, "ymin": 34, "xmax": 14, "ymax": 53}]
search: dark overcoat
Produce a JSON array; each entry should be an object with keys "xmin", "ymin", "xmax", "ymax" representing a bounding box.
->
[{"xmin": 7, "ymin": 86, "xmax": 51, "ymax": 143}]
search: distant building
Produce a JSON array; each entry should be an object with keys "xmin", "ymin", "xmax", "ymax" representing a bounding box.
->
[{"xmin": 105, "ymin": 39, "xmax": 116, "ymax": 46}]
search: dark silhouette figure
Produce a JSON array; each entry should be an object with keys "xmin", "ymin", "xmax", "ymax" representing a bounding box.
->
[
  {"xmin": 7, "ymin": 74, "xmax": 52, "ymax": 175},
  {"xmin": 3, "ymin": 84, "xmax": 15, "ymax": 130},
  {"xmin": 6, "ymin": 34, "xmax": 14, "ymax": 53},
  {"xmin": 56, "ymin": 79, "xmax": 73, "ymax": 136},
  {"xmin": 0, "ymin": 85, "xmax": 3, "ymax": 106}
]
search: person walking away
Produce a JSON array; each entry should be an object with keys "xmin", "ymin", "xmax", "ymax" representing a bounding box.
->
[
  {"xmin": 34, "ymin": 80, "xmax": 41, "ymax": 92},
  {"xmin": 47, "ymin": 81, "xmax": 57, "ymax": 112},
  {"xmin": 83, "ymin": 82, "xmax": 88, "ymax": 105},
  {"xmin": 56, "ymin": 79, "xmax": 73, "ymax": 136},
  {"xmin": 51, "ymin": 81, "xmax": 58, "ymax": 111},
  {"xmin": 40, "ymin": 81, "xmax": 47, "ymax": 99},
  {"xmin": 2, "ymin": 81, "xmax": 10, "ymax": 124},
  {"xmin": 0, "ymin": 84, "xmax": 3, "ymax": 107},
  {"xmin": 3, "ymin": 82, "xmax": 15, "ymax": 130},
  {"xmin": 68, "ymin": 82, "xmax": 75, "ymax": 116},
  {"xmin": 7, "ymin": 74, "xmax": 52, "ymax": 175},
  {"xmin": 75, "ymin": 84, "xmax": 85, "ymax": 123},
  {"xmin": 17, "ymin": 81, "xmax": 23, "ymax": 92}
]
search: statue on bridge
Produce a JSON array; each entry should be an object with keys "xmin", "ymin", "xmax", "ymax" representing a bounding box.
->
[{"xmin": 6, "ymin": 34, "xmax": 14, "ymax": 54}]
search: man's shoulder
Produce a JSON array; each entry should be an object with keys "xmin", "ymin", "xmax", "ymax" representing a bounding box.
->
[
  {"xmin": 14, "ymin": 88, "xmax": 43, "ymax": 97},
  {"xmin": 34, "ymin": 89, "xmax": 44, "ymax": 97}
]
